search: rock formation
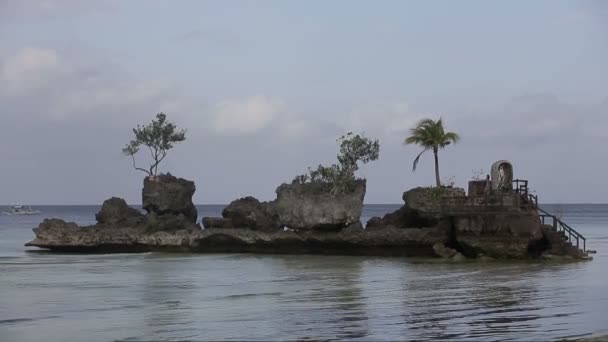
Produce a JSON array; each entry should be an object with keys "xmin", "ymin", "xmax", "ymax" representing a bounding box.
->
[
  {"xmin": 142, "ymin": 174, "xmax": 197, "ymax": 223},
  {"xmin": 273, "ymin": 180, "xmax": 366, "ymax": 230},
  {"xmin": 220, "ymin": 196, "xmax": 279, "ymax": 232},
  {"xmin": 203, "ymin": 180, "xmax": 366, "ymax": 231},
  {"xmin": 27, "ymin": 174, "xmax": 201, "ymax": 251},
  {"xmin": 26, "ymin": 166, "xmax": 590, "ymax": 260},
  {"xmin": 364, "ymin": 184, "xmax": 583, "ymax": 260},
  {"xmin": 95, "ymin": 197, "xmax": 144, "ymax": 226}
]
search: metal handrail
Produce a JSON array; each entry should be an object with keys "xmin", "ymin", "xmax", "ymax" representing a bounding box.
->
[
  {"xmin": 513, "ymin": 180, "xmax": 587, "ymax": 252},
  {"xmin": 538, "ymin": 207, "xmax": 586, "ymax": 252}
]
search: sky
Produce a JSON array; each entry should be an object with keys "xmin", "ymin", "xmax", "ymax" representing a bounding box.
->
[{"xmin": 0, "ymin": 0, "xmax": 607, "ymax": 204}]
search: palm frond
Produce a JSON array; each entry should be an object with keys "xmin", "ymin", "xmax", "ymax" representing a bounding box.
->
[
  {"xmin": 443, "ymin": 131, "xmax": 460, "ymax": 143},
  {"xmin": 412, "ymin": 148, "xmax": 429, "ymax": 172}
]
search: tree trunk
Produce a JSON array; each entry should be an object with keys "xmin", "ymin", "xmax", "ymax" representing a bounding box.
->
[{"xmin": 433, "ymin": 147, "xmax": 441, "ymax": 187}]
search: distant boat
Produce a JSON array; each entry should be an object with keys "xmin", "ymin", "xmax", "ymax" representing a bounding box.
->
[{"xmin": 2, "ymin": 205, "xmax": 42, "ymax": 215}]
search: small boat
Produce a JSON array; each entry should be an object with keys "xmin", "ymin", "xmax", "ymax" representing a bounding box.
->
[{"xmin": 2, "ymin": 205, "xmax": 42, "ymax": 215}]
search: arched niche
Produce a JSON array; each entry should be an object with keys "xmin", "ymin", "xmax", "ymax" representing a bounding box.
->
[{"xmin": 491, "ymin": 160, "xmax": 513, "ymax": 192}]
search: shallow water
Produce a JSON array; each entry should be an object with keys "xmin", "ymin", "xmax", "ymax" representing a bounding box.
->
[{"xmin": 1, "ymin": 204, "xmax": 607, "ymax": 341}]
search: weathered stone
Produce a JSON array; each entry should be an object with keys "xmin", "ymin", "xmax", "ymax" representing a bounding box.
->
[
  {"xmin": 540, "ymin": 225, "xmax": 589, "ymax": 259},
  {"xmin": 273, "ymin": 180, "xmax": 366, "ymax": 230},
  {"xmin": 491, "ymin": 160, "xmax": 513, "ymax": 192},
  {"xmin": 439, "ymin": 193, "xmax": 521, "ymax": 215},
  {"xmin": 365, "ymin": 206, "xmax": 437, "ymax": 230},
  {"xmin": 468, "ymin": 180, "xmax": 489, "ymax": 197},
  {"xmin": 402, "ymin": 187, "xmax": 466, "ymax": 216},
  {"xmin": 142, "ymin": 174, "xmax": 197, "ymax": 223},
  {"xmin": 433, "ymin": 242, "xmax": 466, "ymax": 260},
  {"xmin": 142, "ymin": 212, "xmax": 200, "ymax": 232},
  {"xmin": 26, "ymin": 222, "xmax": 447, "ymax": 256},
  {"xmin": 202, "ymin": 217, "xmax": 234, "ymax": 229},
  {"xmin": 221, "ymin": 196, "xmax": 280, "ymax": 231},
  {"xmin": 452, "ymin": 209, "xmax": 544, "ymax": 259},
  {"xmin": 95, "ymin": 197, "xmax": 143, "ymax": 226}
]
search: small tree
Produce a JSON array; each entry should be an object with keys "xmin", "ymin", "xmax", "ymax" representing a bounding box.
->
[
  {"xmin": 293, "ymin": 132, "xmax": 380, "ymax": 194},
  {"xmin": 122, "ymin": 113, "xmax": 186, "ymax": 177}
]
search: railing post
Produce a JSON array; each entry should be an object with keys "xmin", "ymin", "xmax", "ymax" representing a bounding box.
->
[{"xmin": 553, "ymin": 217, "xmax": 557, "ymax": 232}]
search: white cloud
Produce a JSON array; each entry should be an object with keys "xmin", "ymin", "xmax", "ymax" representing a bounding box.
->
[
  {"xmin": 0, "ymin": 47, "xmax": 61, "ymax": 95},
  {"xmin": 211, "ymin": 95, "xmax": 284, "ymax": 135},
  {"xmin": 0, "ymin": 47, "xmax": 180, "ymax": 122},
  {"xmin": 346, "ymin": 100, "xmax": 427, "ymax": 141}
]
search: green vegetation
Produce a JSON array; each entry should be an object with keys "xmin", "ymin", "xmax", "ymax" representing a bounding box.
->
[
  {"xmin": 122, "ymin": 113, "xmax": 186, "ymax": 177},
  {"xmin": 405, "ymin": 118, "xmax": 460, "ymax": 187},
  {"xmin": 423, "ymin": 186, "xmax": 449, "ymax": 203},
  {"xmin": 293, "ymin": 132, "xmax": 380, "ymax": 195}
]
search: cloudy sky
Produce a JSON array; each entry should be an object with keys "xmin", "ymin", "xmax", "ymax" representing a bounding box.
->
[{"xmin": 1, "ymin": 0, "xmax": 607, "ymax": 204}]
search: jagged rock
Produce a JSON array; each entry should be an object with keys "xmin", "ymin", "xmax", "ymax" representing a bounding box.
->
[
  {"xmin": 221, "ymin": 196, "xmax": 280, "ymax": 231},
  {"xmin": 202, "ymin": 217, "xmax": 234, "ymax": 229},
  {"xmin": 26, "ymin": 217, "xmax": 197, "ymax": 252},
  {"xmin": 273, "ymin": 180, "xmax": 366, "ymax": 230},
  {"xmin": 365, "ymin": 206, "xmax": 437, "ymax": 230},
  {"xmin": 142, "ymin": 212, "xmax": 200, "ymax": 232},
  {"xmin": 142, "ymin": 174, "xmax": 197, "ymax": 223},
  {"xmin": 402, "ymin": 186, "xmax": 465, "ymax": 218},
  {"xmin": 365, "ymin": 217, "xmax": 383, "ymax": 230},
  {"xmin": 432, "ymin": 242, "xmax": 465, "ymax": 260},
  {"xmin": 95, "ymin": 197, "xmax": 143, "ymax": 226},
  {"xmin": 25, "ymin": 179, "xmax": 590, "ymax": 261},
  {"xmin": 26, "ymin": 221, "xmax": 447, "ymax": 256},
  {"xmin": 451, "ymin": 209, "xmax": 544, "ymax": 259}
]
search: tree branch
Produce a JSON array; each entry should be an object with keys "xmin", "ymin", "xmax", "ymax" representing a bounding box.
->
[{"xmin": 130, "ymin": 153, "xmax": 151, "ymax": 176}]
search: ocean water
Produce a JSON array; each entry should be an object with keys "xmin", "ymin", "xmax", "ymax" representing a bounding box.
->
[{"xmin": 0, "ymin": 204, "xmax": 607, "ymax": 342}]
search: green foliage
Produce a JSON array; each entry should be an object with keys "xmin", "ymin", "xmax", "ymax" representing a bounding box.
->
[
  {"xmin": 122, "ymin": 113, "xmax": 186, "ymax": 176},
  {"xmin": 423, "ymin": 186, "xmax": 448, "ymax": 203},
  {"xmin": 405, "ymin": 117, "xmax": 460, "ymax": 187},
  {"xmin": 292, "ymin": 132, "xmax": 380, "ymax": 195}
]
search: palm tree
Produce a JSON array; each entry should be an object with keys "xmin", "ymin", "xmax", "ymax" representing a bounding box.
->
[{"xmin": 405, "ymin": 118, "xmax": 460, "ymax": 187}]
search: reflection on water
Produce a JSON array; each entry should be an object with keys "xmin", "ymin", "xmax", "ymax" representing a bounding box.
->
[
  {"xmin": 1, "ymin": 253, "xmax": 606, "ymax": 342},
  {"xmin": 1, "ymin": 205, "xmax": 607, "ymax": 341}
]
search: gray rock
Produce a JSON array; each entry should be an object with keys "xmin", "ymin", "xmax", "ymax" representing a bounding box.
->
[
  {"xmin": 142, "ymin": 212, "xmax": 200, "ymax": 232},
  {"xmin": 365, "ymin": 206, "xmax": 437, "ymax": 230},
  {"xmin": 452, "ymin": 209, "xmax": 545, "ymax": 259},
  {"xmin": 202, "ymin": 217, "xmax": 234, "ymax": 229},
  {"xmin": 142, "ymin": 174, "xmax": 197, "ymax": 223},
  {"xmin": 222, "ymin": 197, "xmax": 280, "ymax": 231},
  {"xmin": 26, "ymin": 220, "xmax": 446, "ymax": 256},
  {"xmin": 432, "ymin": 242, "xmax": 465, "ymax": 260},
  {"xmin": 402, "ymin": 186, "xmax": 466, "ymax": 218},
  {"xmin": 95, "ymin": 197, "xmax": 143, "ymax": 226},
  {"xmin": 272, "ymin": 180, "xmax": 366, "ymax": 230}
]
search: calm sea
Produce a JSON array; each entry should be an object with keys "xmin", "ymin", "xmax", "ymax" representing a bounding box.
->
[{"xmin": 1, "ymin": 204, "xmax": 607, "ymax": 342}]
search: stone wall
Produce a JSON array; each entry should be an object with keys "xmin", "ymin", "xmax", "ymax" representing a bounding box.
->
[
  {"xmin": 440, "ymin": 193, "xmax": 521, "ymax": 215},
  {"xmin": 402, "ymin": 187, "xmax": 466, "ymax": 217}
]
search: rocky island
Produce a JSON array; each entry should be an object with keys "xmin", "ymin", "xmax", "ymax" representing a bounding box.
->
[
  {"xmin": 25, "ymin": 115, "xmax": 590, "ymax": 260},
  {"xmin": 25, "ymin": 161, "xmax": 589, "ymax": 260}
]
